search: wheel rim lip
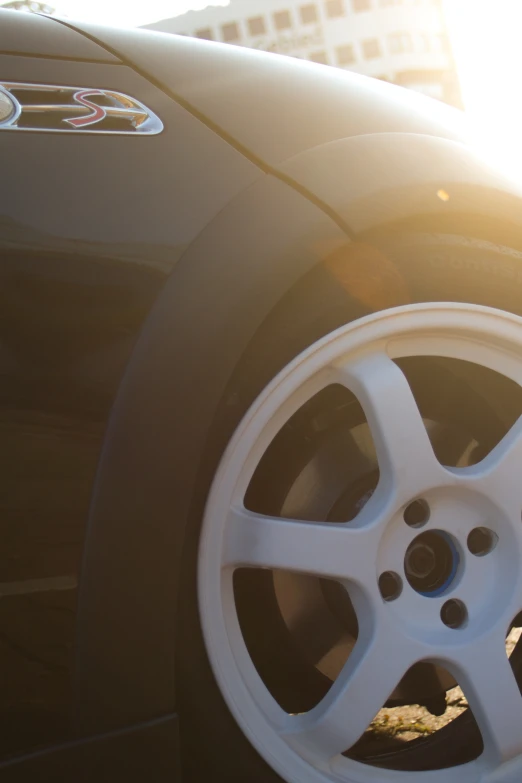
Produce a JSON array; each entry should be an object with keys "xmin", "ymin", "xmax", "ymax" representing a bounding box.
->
[{"xmin": 198, "ymin": 303, "xmax": 522, "ymax": 783}]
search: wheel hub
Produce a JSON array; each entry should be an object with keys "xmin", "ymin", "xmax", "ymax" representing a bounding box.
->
[
  {"xmin": 404, "ymin": 530, "xmax": 459, "ymax": 597},
  {"xmin": 375, "ymin": 484, "xmax": 518, "ymax": 646}
]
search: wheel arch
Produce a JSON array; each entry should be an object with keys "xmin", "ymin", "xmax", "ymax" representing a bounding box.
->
[
  {"xmin": 72, "ymin": 174, "xmax": 347, "ymax": 734},
  {"xmin": 278, "ymin": 132, "xmax": 522, "ymax": 241},
  {"xmin": 72, "ymin": 137, "xmax": 522, "ymax": 737}
]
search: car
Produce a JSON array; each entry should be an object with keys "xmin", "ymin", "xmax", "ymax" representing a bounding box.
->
[{"xmin": 2, "ymin": 8, "xmax": 522, "ymax": 783}]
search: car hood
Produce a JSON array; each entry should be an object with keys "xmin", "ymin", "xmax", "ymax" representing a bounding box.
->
[
  {"xmin": 57, "ymin": 19, "xmax": 470, "ymax": 166},
  {"xmin": 0, "ymin": 9, "xmax": 119, "ymax": 61}
]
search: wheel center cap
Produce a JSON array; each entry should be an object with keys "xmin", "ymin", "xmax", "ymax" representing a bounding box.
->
[
  {"xmin": 405, "ymin": 542, "xmax": 437, "ymax": 579},
  {"xmin": 404, "ymin": 530, "xmax": 460, "ymax": 597}
]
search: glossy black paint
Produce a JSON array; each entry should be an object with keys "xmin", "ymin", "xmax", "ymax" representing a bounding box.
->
[
  {"xmin": 73, "ymin": 175, "xmax": 346, "ymax": 736},
  {"xmin": 63, "ymin": 17, "xmax": 469, "ymax": 165},
  {"xmin": 0, "ymin": 13, "xmax": 260, "ymax": 769},
  {"xmin": 4, "ymin": 11, "xmax": 522, "ymax": 781},
  {"xmin": 0, "ymin": 8, "xmax": 118, "ymax": 61},
  {"xmin": 0, "ymin": 715, "xmax": 180, "ymax": 782}
]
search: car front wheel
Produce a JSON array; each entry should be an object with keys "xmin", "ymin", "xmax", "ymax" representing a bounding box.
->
[{"xmin": 179, "ymin": 234, "xmax": 522, "ymax": 783}]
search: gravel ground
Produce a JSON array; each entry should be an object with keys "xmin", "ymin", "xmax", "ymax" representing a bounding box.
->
[{"xmin": 364, "ymin": 627, "xmax": 522, "ymax": 745}]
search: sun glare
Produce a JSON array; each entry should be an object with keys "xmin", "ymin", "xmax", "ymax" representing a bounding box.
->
[
  {"xmin": 2, "ymin": 0, "xmax": 520, "ymax": 180},
  {"xmin": 443, "ymin": 0, "xmax": 522, "ymax": 182}
]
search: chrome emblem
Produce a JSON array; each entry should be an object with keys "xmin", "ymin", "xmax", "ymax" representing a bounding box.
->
[
  {"xmin": 0, "ymin": 82, "xmax": 163, "ymax": 135},
  {"xmin": 0, "ymin": 87, "xmax": 17, "ymax": 125},
  {"xmin": 65, "ymin": 89, "xmax": 109, "ymax": 128}
]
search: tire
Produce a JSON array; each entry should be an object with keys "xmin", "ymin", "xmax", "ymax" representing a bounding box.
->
[{"xmin": 176, "ymin": 233, "xmax": 522, "ymax": 783}]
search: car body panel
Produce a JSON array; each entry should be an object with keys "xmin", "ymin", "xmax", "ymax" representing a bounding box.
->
[
  {"xmin": 0, "ymin": 9, "xmax": 119, "ymax": 62},
  {"xmin": 73, "ymin": 173, "xmax": 348, "ymax": 734},
  {"xmin": 55, "ymin": 19, "xmax": 522, "ymax": 240},
  {"xmin": 3, "ymin": 11, "xmax": 522, "ymax": 779},
  {"xmin": 0, "ymin": 55, "xmax": 260, "ymax": 258},
  {"xmin": 277, "ymin": 133, "xmax": 522, "ymax": 233},
  {"xmin": 55, "ymin": 20, "xmax": 470, "ymax": 165},
  {"xmin": 0, "ymin": 715, "xmax": 180, "ymax": 782},
  {"xmin": 0, "ymin": 16, "xmax": 262, "ymax": 768}
]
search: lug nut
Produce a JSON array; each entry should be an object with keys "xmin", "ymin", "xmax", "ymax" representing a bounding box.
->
[
  {"xmin": 404, "ymin": 499, "xmax": 430, "ymax": 528},
  {"xmin": 441, "ymin": 599, "xmax": 467, "ymax": 629},
  {"xmin": 467, "ymin": 527, "xmax": 497, "ymax": 557},
  {"xmin": 379, "ymin": 571, "xmax": 403, "ymax": 602}
]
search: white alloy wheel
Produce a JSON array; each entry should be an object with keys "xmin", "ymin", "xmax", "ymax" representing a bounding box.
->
[{"xmin": 199, "ymin": 303, "xmax": 522, "ymax": 783}]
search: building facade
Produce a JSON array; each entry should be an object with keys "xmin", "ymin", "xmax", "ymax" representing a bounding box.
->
[
  {"xmin": 0, "ymin": 1, "xmax": 55, "ymax": 13},
  {"xmin": 143, "ymin": 0, "xmax": 461, "ymax": 107}
]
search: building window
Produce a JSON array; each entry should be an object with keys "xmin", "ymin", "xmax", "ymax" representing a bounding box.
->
[
  {"xmin": 274, "ymin": 10, "xmax": 292, "ymax": 30},
  {"xmin": 325, "ymin": 0, "xmax": 345, "ymax": 17},
  {"xmin": 352, "ymin": 0, "xmax": 371, "ymax": 10},
  {"xmin": 336, "ymin": 43, "xmax": 356, "ymax": 65},
  {"xmin": 388, "ymin": 32, "xmax": 413, "ymax": 54},
  {"xmin": 196, "ymin": 27, "xmax": 214, "ymax": 40},
  {"xmin": 248, "ymin": 15, "xmax": 266, "ymax": 35},
  {"xmin": 362, "ymin": 38, "xmax": 381, "ymax": 58},
  {"xmin": 310, "ymin": 50, "xmax": 329, "ymax": 64},
  {"xmin": 300, "ymin": 3, "xmax": 318, "ymax": 23},
  {"xmin": 222, "ymin": 22, "xmax": 240, "ymax": 42}
]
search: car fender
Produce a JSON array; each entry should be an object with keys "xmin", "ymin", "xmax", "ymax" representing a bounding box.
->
[
  {"xmin": 74, "ymin": 139, "xmax": 522, "ymax": 736},
  {"xmin": 54, "ymin": 19, "xmax": 470, "ymax": 165},
  {"xmin": 277, "ymin": 132, "xmax": 522, "ymax": 235},
  {"xmin": 73, "ymin": 174, "xmax": 348, "ymax": 734},
  {"xmin": 65, "ymin": 20, "xmax": 522, "ymax": 739}
]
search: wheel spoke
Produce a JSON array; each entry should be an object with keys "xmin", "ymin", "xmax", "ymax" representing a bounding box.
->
[
  {"xmin": 223, "ymin": 506, "xmax": 377, "ymax": 584},
  {"xmin": 201, "ymin": 305, "xmax": 522, "ymax": 779},
  {"xmin": 335, "ymin": 352, "xmax": 442, "ymax": 499},
  {"xmin": 284, "ymin": 625, "xmax": 416, "ymax": 760},
  {"xmin": 457, "ymin": 415, "xmax": 522, "ymax": 511},
  {"xmin": 451, "ymin": 635, "xmax": 522, "ymax": 764}
]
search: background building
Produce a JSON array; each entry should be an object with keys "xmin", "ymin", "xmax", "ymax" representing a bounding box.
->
[
  {"xmin": 0, "ymin": 0, "xmax": 55, "ymax": 12},
  {"xmin": 143, "ymin": 0, "xmax": 462, "ymax": 107}
]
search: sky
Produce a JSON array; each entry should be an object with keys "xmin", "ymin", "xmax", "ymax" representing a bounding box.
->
[{"xmin": 442, "ymin": 0, "xmax": 522, "ymax": 178}]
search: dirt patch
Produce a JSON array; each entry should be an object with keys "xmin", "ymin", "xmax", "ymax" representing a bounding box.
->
[{"xmin": 365, "ymin": 627, "xmax": 522, "ymax": 744}]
